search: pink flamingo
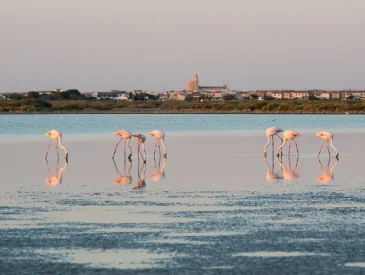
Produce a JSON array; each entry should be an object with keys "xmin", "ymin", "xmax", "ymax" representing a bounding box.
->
[
  {"xmin": 315, "ymin": 131, "xmax": 339, "ymax": 159},
  {"xmin": 148, "ymin": 130, "xmax": 167, "ymax": 158},
  {"xmin": 276, "ymin": 130, "xmax": 302, "ymax": 157},
  {"xmin": 264, "ymin": 126, "xmax": 283, "ymax": 156},
  {"xmin": 44, "ymin": 130, "xmax": 68, "ymax": 160},
  {"xmin": 132, "ymin": 133, "xmax": 147, "ymax": 163},
  {"xmin": 112, "ymin": 129, "xmax": 132, "ymax": 160}
]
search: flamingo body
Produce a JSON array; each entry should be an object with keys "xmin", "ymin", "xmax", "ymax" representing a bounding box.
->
[
  {"xmin": 112, "ymin": 129, "xmax": 132, "ymax": 159},
  {"xmin": 132, "ymin": 133, "xmax": 147, "ymax": 162},
  {"xmin": 315, "ymin": 131, "xmax": 339, "ymax": 159},
  {"xmin": 148, "ymin": 130, "xmax": 167, "ymax": 158},
  {"xmin": 276, "ymin": 130, "xmax": 301, "ymax": 157},
  {"xmin": 264, "ymin": 126, "xmax": 283, "ymax": 156},
  {"xmin": 44, "ymin": 129, "xmax": 68, "ymax": 160}
]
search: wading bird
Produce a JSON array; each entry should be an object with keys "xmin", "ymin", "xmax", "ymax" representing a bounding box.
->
[
  {"xmin": 44, "ymin": 130, "xmax": 68, "ymax": 161},
  {"xmin": 148, "ymin": 130, "xmax": 167, "ymax": 158},
  {"xmin": 132, "ymin": 133, "xmax": 147, "ymax": 163},
  {"xmin": 276, "ymin": 130, "xmax": 301, "ymax": 157},
  {"xmin": 112, "ymin": 129, "xmax": 132, "ymax": 160},
  {"xmin": 315, "ymin": 131, "xmax": 339, "ymax": 159},
  {"xmin": 264, "ymin": 126, "xmax": 283, "ymax": 156}
]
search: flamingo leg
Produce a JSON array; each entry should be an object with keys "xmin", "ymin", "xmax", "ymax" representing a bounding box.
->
[
  {"xmin": 55, "ymin": 144, "xmax": 59, "ymax": 159},
  {"xmin": 158, "ymin": 139, "xmax": 161, "ymax": 156},
  {"xmin": 123, "ymin": 139, "xmax": 127, "ymax": 158},
  {"xmin": 154, "ymin": 139, "xmax": 158, "ymax": 156},
  {"xmin": 292, "ymin": 139, "xmax": 300, "ymax": 155},
  {"xmin": 288, "ymin": 140, "xmax": 292, "ymax": 155},
  {"xmin": 112, "ymin": 139, "xmax": 122, "ymax": 158},
  {"xmin": 45, "ymin": 140, "xmax": 52, "ymax": 159},
  {"xmin": 141, "ymin": 142, "xmax": 147, "ymax": 163},
  {"xmin": 318, "ymin": 140, "xmax": 325, "ymax": 156},
  {"xmin": 126, "ymin": 138, "xmax": 132, "ymax": 160},
  {"xmin": 326, "ymin": 141, "xmax": 331, "ymax": 156}
]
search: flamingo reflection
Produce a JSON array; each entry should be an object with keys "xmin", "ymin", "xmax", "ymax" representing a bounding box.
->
[
  {"xmin": 149, "ymin": 156, "xmax": 166, "ymax": 182},
  {"xmin": 133, "ymin": 160, "xmax": 147, "ymax": 190},
  {"xmin": 276, "ymin": 155, "xmax": 300, "ymax": 182},
  {"xmin": 316, "ymin": 157, "xmax": 338, "ymax": 184},
  {"xmin": 45, "ymin": 159, "xmax": 68, "ymax": 186},
  {"xmin": 113, "ymin": 158, "xmax": 132, "ymax": 185},
  {"xmin": 264, "ymin": 155, "xmax": 283, "ymax": 183}
]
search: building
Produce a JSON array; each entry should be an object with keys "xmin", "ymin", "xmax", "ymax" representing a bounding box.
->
[
  {"xmin": 187, "ymin": 74, "xmax": 199, "ymax": 92},
  {"xmin": 92, "ymin": 90, "xmax": 127, "ymax": 100},
  {"xmin": 0, "ymin": 94, "xmax": 7, "ymax": 100},
  {"xmin": 271, "ymin": 92, "xmax": 283, "ymax": 100}
]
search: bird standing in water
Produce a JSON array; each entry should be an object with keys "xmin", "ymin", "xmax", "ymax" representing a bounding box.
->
[
  {"xmin": 112, "ymin": 129, "xmax": 132, "ymax": 160},
  {"xmin": 315, "ymin": 131, "xmax": 339, "ymax": 159},
  {"xmin": 264, "ymin": 126, "xmax": 283, "ymax": 156},
  {"xmin": 132, "ymin": 133, "xmax": 147, "ymax": 163},
  {"xmin": 44, "ymin": 130, "xmax": 68, "ymax": 161},
  {"xmin": 276, "ymin": 130, "xmax": 302, "ymax": 157},
  {"xmin": 148, "ymin": 130, "xmax": 167, "ymax": 158}
]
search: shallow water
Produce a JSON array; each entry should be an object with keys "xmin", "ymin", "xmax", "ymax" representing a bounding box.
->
[{"xmin": 1, "ymin": 115, "xmax": 365, "ymax": 274}]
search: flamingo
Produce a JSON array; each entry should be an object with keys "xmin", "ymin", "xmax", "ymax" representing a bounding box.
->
[
  {"xmin": 132, "ymin": 133, "xmax": 147, "ymax": 163},
  {"xmin": 112, "ymin": 158, "xmax": 132, "ymax": 185},
  {"xmin": 276, "ymin": 130, "xmax": 302, "ymax": 157},
  {"xmin": 148, "ymin": 130, "xmax": 167, "ymax": 158},
  {"xmin": 44, "ymin": 130, "xmax": 68, "ymax": 161},
  {"xmin": 45, "ymin": 159, "xmax": 68, "ymax": 186},
  {"xmin": 315, "ymin": 131, "xmax": 339, "ymax": 159},
  {"xmin": 316, "ymin": 157, "xmax": 338, "ymax": 184},
  {"xmin": 264, "ymin": 126, "xmax": 283, "ymax": 156},
  {"xmin": 112, "ymin": 129, "xmax": 132, "ymax": 160}
]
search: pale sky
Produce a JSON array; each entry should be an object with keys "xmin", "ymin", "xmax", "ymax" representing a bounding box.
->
[{"xmin": 1, "ymin": 0, "xmax": 365, "ymax": 92}]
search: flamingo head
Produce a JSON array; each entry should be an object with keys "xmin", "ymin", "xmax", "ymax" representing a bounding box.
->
[
  {"xmin": 148, "ymin": 131, "xmax": 155, "ymax": 137},
  {"xmin": 44, "ymin": 131, "xmax": 52, "ymax": 137},
  {"xmin": 113, "ymin": 131, "xmax": 121, "ymax": 137},
  {"xmin": 315, "ymin": 132, "xmax": 323, "ymax": 137}
]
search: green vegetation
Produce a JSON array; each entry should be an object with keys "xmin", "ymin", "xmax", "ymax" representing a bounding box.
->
[{"xmin": 1, "ymin": 99, "xmax": 365, "ymax": 114}]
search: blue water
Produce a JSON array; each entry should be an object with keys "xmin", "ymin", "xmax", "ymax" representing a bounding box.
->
[{"xmin": 0, "ymin": 114, "xmax": 364, "ymax": 137}]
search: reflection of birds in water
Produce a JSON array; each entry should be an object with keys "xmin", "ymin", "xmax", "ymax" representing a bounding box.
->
[
  {"xmin": 113, "ymin": 158, "xmax": 132, "ymax": 185},
  {"xmin": 149, "ymin": 156, "xmax": 166, "ymax": 182},
  {"xmin": 263, "ymin": 155, "xmax": 283, "ymax": 183},
  {"xmin": 316, "ymin": 157, "xmax": 338, "ymax": 184},
  {"xmin": 315, "ymin": 131, "xmax": 339, "ymax": 159},
  {"xmin": 112, "ymin": 129, "xmax": 132, "ymax": 160},
  {"xmin": 276, "ymin": 155, "xmax": 300, "ymax": 182},
  {"xmin": 276, "ymin": 130, "xmax": 302, "ymax": 157},
  {"xmin": 45, "ymin": 159, "xmax": 68, "ymax": 186},
  {"xmin": 133, "ymin": 160, "xmax": 147, "ymax": 190},
  {"xmin": 263, "ymin": 126, "xmax": 283, "ymax": 157}
]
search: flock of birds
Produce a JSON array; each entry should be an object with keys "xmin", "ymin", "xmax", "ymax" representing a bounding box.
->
[
  {"xmin": 263, "ymin": 126, "xmax": 339, "ymax": 159},
  {"xmin": 44, "ymin": 129, "xmax": 167, "ymax": 163}
]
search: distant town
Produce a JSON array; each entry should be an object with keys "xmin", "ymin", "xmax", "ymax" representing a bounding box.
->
[{"xmin": 1, "ymin": 74, "xmax": 365, "ymax": 102}]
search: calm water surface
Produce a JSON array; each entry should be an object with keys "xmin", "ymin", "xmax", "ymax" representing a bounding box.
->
[{"xmin": 1, "ymin": 114, "xmax": 365, "ymax": 274}]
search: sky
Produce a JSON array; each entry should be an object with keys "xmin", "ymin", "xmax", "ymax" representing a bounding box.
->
[{"xmin": 1, "ymin": 0, "xmax": 365, "ymax": 92}]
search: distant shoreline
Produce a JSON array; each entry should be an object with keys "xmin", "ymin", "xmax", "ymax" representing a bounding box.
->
[{"xmin": 0, "ymin": 100, "xmax": 364, "ymax": 114}]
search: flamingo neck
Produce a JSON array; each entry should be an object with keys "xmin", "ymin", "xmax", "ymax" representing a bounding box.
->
[
  {"xmin": 277, "ymin": 138, "xmax": 287, "ymax": 155},
  {"xmin": 329, "ymin": 138, "xmax": 338, "ymax": 156},
  {"xmin": 263, "ymin": 136, "xmax": 270, "ymax": 153},
  {"xmin": 58, "ymin": 137, "xmax": 68, "ymax": 155}
]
